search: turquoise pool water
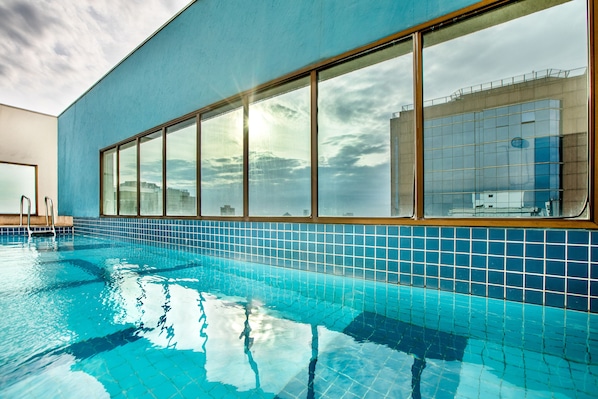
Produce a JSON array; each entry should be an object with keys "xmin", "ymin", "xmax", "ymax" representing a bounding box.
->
[{"xmin": 0, "ymin": 235, "xmax": 596, "ymax": 398}]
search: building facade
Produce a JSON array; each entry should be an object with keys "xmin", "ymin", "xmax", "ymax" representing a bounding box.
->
[
  {"xmin": 0, "ymin": 104, "xmax": 57, "ymax": 215},
  {"xmin": 58, "ymin": 0, "xmax": 598, "ymax": 312},
  {"xmin": 391, "ymin": 69, "xmax": 588, "ymax": 218}
]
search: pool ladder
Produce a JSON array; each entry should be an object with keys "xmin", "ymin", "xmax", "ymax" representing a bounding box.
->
[{"xmin": 20, "ymin": 195, "xmax": 56, "ymax": 238}]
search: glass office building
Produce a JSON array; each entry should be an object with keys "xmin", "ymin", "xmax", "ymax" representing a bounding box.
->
[{"xmin": 391, "ymin": 69, "xmax": 587, "ymax": 218}]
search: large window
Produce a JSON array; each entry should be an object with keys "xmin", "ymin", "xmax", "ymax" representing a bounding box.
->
[
  {"xmin": 0, "ymin": 162, "xmax": 36, "ymax": 215},
  {"xmin": 319, "ymin": 40, "xmax": 414, "ymax": 217},
  {"xmin": 201, "ymin": 103, "xmax": 244, "ymax": 217},
  {"xmin": 140, "ymin": 131, "xmax": 163, "ymax": 216},
  {"xmin": 102, "ymin": 149, "xmax": 117, "ymax": 215},
  {"xmin": 100, "ymin": 0, "xmax": 592, "ymax": 225},
  {"xmin": 248, "ymin": 78, "xmax": 311, "ymax": 217},
  {"xmin": 118, "ymin": 141, "xmax": 137, "ymax": 216},
  {"xmin": 166, "ymin": 119, "xmax": 197, "ymax": 216},
  {"xmin": 420, "ymin": 0, "xmax": 588, "ymax": 218}
]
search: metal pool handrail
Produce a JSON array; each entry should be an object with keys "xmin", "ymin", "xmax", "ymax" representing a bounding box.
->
[
  {"xmin": 19, "ymin": 195, "xmax": 31, "ymax": 232},
  {"xmin": 45, "ymin": 196, "xmax": 55, "ymax": 233},
  {"xmin": 19, "ymin": 195, "xmax": 56, "ymax": 237}
]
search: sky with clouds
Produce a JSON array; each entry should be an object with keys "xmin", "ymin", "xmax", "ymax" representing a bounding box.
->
[{"xmin": 0, "ymin": 0, "xmax": 191, "ymax": 116}]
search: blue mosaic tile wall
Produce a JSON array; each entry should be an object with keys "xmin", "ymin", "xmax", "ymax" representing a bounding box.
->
[
  {"xmin": 0, "ymin": 226, "xmax": 74, "ymax": 236},
  {"xmin": 74, "ymin": 217, "xmax": 598, "ymax": 312}
]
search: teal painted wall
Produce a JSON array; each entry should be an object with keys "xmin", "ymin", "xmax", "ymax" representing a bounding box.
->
[{"xmin": 58, "ymin": 0, "xmax": 477, "ymax": 217}]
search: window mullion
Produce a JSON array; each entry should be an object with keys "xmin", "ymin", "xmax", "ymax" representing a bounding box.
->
[
  {"xmin": 243, "ymin": 96, "xmax": 249, "ymax": 220},
  {"xmin": 196, "ymin": 114, "xmax": 201, "ymax": 218},
  {"xmin": 413, "ymin": 31, "xmax": 424, "ymax": 220},
  {"xmin": 311, "ymin": 70, "xmax": 318, "ymax": 220},
  {"xmin": 162, "ymin": 127, "xmax": 167, "ymax": 217},
  {"xmin": 136, "ymin": 137, "xmax": 140, "ymax": 217}
]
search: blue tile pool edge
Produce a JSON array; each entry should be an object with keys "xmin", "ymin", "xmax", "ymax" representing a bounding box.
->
[
  {"xmin": 0, "ymin": 226, "xmax": 73, "ymax": 236},
  {"xmin": 70, "ymin": 217, "xmax": 598, "ymax": 313}
]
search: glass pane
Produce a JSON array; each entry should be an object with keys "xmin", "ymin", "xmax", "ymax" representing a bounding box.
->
[
  {"xmin": 118, "ymin": 141, "xmax": 137, "ymax": 215},
  {"xmin": 201, "ymin": 103, "xmax": 243, "ymax": 217},
  {"xmin": 0, "ymin": 162, "xmax": 36, "ymax": 214},
  {"xmin": 318, "ymin": 40, "xmax": 414, "ymax": 217},
  {"xmin": 166, "ymin": 118, "xmax": 197, "ymax": 216},
  {"xmin": 102, "ymin": 149, "xmax": 117, "ymax": 215},
  {"xmin": 422, "ymin": 0, "xmax": 588, "ymax": 218},
  {"xmin": 140, "ymin": 131, "xmax": 163, "ymax": 216},
  {"xmin": 248, "ymin": 78, "xmax": 311, "ymax": 217}
]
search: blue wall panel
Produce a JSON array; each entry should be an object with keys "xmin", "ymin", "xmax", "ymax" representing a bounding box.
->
[{"xmin": 57, "ymin": 0, "xmax": 476, "ymax": 217}]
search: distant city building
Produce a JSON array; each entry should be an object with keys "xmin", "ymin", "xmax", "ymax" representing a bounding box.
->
[
  {"xmin": 391, "ymin": 68, "xmax": 588, "ymax": 218},
  {"xmin": 118, "ymin": 181, "xmax": 195, "ymax": 215},
  {"xmin": 140, "ymin": 181, "xmax": 162, "ymax": 215},
  {"xmin": 166, "ymin": 187, "xmax": 195, "ymax": 215},
  {"xmin": 220, "ymin": 204, "xmax": 235, "ymax": 216},
  {"xmin": 118, "ymin": 180, "xmax": 138, "ymax": 214}
]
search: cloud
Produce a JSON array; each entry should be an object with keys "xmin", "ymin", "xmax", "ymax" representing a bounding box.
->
[
  {"xmin": 317, "ymin": 50, "xmax": 413, "ymax": 175},
  {"xmin": 200, "ymin": 151, "xmax": 312, "ymax": 215},
  {"xmin": 139, "ymin": 160, "xmax": 163, "ymax": 184},
  {"xmin": 203, "ymin": 147, "xmax": 390, "ymax": 217},
  {"xmin": 319, "ymin": 161, "xmax": 391, "ymax": 217},
  {"xmin": 318, "ymin": 133, "xmax": 392, "ymax": 216},
  {"xmin": 0, "ymin": 2, "xmax": 56, "ymax": 45},
  {"xmin": 166, "ymin": 159, "xmax": 196, "ymax": 182},
  {"xmin": 422, "ymin": 0, "xmax": 587, "ymax": 101},
  {"xmin": 119, "ymin": 156, "xmax": 136, "ymax": 178},
  {"xmin": 249, "ymin": 152, "xmax": 309, "ymax": 181},
  {"xmin": 324, "ymin": 136, "xmax": 388, "ymax": 170},
  {"xmin": 319, "ymin": 60, "xmax": 412, "ymax": 128},
  {"xmin": 311, "ymin": 50, "xmax": 411, "ymax": 216},
  {"xmin": 201, "ymin": 156, "xmax": 243, "ymax": 187},
  {"xmin": 0, "ymin": 0, "xmax": 190, "ymax": 115},
  {"xmin": 269, "ymin": 103, "xmax": 302, "ymax": 120}
]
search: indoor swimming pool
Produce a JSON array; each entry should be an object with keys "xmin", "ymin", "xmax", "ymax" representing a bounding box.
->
[{"xmin": 0, "ymin": 235, "xmax": 596, "ymax": 398}]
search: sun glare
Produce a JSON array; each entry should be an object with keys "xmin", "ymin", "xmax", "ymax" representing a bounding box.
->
[{"xmin": 248, "ymin": 108, "xmax": 271, "ymax": 148}]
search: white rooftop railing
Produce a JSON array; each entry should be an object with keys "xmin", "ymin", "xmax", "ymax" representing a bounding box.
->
[{"xmin": 395, "ymin": 67, "xmax": 587, "ymax": 116}]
